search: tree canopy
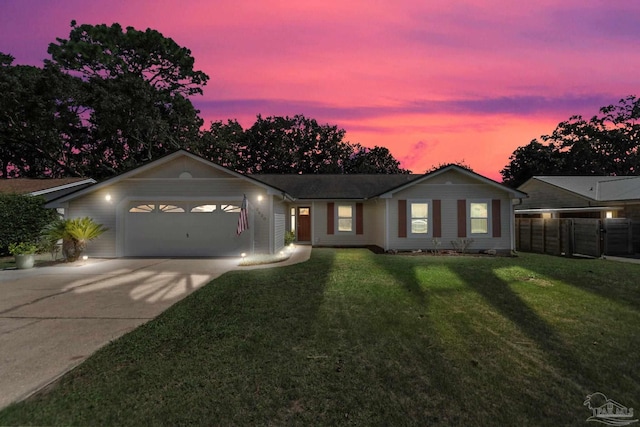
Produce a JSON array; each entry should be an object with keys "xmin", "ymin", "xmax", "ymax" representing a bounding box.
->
[
  {"xmin": 1, "ymin": 22, "xmax": 409, "ymax": 178},
  {"xmin": 501, "ymin": 96, "xmax": 640, "ymax": 187},
  {"xmin": 193, "ymin": 114, "xmax": 411, "ymax": 174},
  {"xmin": 45, "ymin": 22, "xmax": 208, "ymax": 178},
  {"xmin": 0, "ymin": 54, "xmax": 86, "ymax": 178}
]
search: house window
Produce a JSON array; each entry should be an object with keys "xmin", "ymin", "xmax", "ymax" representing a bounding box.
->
[
  {"xmin": 410, "ymin": 202, "xmax": 429, "ymax": 234},
  {"xmin": 470, "ymin": 202, "xmax": 489, "ymax": 234},
  {"xmin": 290, "ymin": 207, "xmax": 296, "ymax": 232},
  {"xmin": 337, "ymin": 205, "xmax": 353, "ymax": 232}
]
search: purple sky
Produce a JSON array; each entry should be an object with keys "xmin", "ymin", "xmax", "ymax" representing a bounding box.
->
[{"xmin": 2, "ymin": 0, "xmax": 639, "ymax": 179}]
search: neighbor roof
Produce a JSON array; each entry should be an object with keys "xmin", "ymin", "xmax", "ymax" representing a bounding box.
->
[
  {"xmin": 253, "ymin": 174, "xmax": 420, "ymax": 199},
  {"xmin": 526, "ymin": 176, "xmax": 640, "ymax": 201},
  {"xmin": 0, "ymin": 178, "xmax": 95, "ymax": 195}
]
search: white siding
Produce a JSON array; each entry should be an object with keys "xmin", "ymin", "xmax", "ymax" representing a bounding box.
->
[
  {"xmin": 134, "ymin": 156, "xmax": 236, "ymax": 179},
  {"xmin": 372, "ymin": 199, "xmax": 387, "ymax": 249},
  {"xmin": 386, "ymin": 177, "xmax": 514, "ymax": 252},
  {"xmin": 274, "ymin": 213, "xmax": 285, "ymax": 252},
  {"xmin": 311, "ymin": 200, "xmax": 379, "ymax": 247},
  {"xmin": 67, "ymin": 176, "xmax": 272, "ymax": 257},
  {"xmin": 66, "ymin": 189, "xmax": 117, "ymax": 257}
]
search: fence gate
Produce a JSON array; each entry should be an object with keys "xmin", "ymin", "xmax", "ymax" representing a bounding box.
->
[{"xmin": 572, "ymin": 219, "xmax": 601, "ymax": 257}]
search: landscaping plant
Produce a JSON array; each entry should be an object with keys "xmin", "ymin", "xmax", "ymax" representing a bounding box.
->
[
  {"xmin": 0, "ymin": 194, "xmax": 58, "ymax": 255},
  {"xmin": 8, "ymin": 242, "xmax": 39, "ymax": 255},
  {"xmin": 41, "ymin": 217, "xmax": 107, "ymax": 262}
]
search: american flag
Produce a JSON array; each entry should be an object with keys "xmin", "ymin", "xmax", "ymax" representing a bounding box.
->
[{"xmin": 237, "ymin": 194, "xmax": 249, "ymax": 235}]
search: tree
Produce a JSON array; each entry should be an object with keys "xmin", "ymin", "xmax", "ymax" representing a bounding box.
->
[
  {"xmin": 239, "ymin": 114, "xmax": 352, "ymax": 174},
  {"xmin": 501, "ymin": 96, "xmax": 640, "ymax": 188},
  {"xmin": 424, "ymin": 160, "xmax": 474, "ymax": 174},
  {"xmin": 48, "ymin": 21, "xmax": 208, "ymax": 95},
  {"xmin": 196, "ymin": 114, "xmax": 410, "ymax": 175},
  {"xmin": 46, "ymin": 22, "xmax": 208, "ymax": 178},
  {"xmin": 500, "ymin": 140, "xmax": 564, "ymax": 187},
  {"xmin": 189, "ymin": 119, "xmax": 245, "ymax": 170},
  {"xmin": 344, "ymin": 144, "xmax": 410, "ymax": 174},
  {"xmin": 0, "ymin": 53, "xmax": 86, "ymax": 178}
]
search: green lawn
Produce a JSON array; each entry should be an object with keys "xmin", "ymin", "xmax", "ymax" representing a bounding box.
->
[{"xmin": 1, "ymin": 249, "xmax": 639, "ymax": 426}]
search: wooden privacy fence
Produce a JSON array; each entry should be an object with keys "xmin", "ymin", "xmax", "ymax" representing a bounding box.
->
[{"xmin": 515, "ymin": 218, "xmax": 640, "ymax": 258}]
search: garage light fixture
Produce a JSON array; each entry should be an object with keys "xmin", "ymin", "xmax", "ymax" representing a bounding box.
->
[
  {"xmin": 105, "ymin": 194, "xmax": 112, "ymax": 202},
  {"xmin": 257, "ymin": 195, "xmax": 263, "ymax": 202}
]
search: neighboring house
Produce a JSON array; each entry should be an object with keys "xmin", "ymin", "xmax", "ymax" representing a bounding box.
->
[
  {"xmin": 45, "ymin": 150, "xmax": 527, "ymax": 257},
  {"xmin": 516, "ymin": 176, "xmax": 640, "ymax": 220},
  {"xmin": 0, "ymin": 177, "xmax": 96, "ymax": 202}
]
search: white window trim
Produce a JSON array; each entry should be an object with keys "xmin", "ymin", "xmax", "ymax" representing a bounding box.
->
[
  {"xmin": 408, "ymin": 199, "xmax": 432, "ymax": 238},
  {"xmin": 468, "ymin": 199, "xmax": 491, "ymax": 236},
  {"xmin": 335, "ymin": 203, "xmax": 355, "ymax": 234}
]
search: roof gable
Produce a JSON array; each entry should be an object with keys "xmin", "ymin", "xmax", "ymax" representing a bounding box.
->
[
  {"xmin": 47, "ymin": 150, "xmax": 284, "ymax": 205},
  {"xmin": 133, "ymin": 155, "xmax": 239, "ymax": 179},
  {"xmin": 379, "ymin": 165, "xmax": 527, "ymax": 198}
]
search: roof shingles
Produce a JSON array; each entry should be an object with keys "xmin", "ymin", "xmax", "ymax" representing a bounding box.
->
[
  {"xmin": 0, "ymin": 178, "xmax": 92, "ymax": 195},
  {"xmin": 254, "ymin": 174, "xmax": 420, "ymax": 199}
]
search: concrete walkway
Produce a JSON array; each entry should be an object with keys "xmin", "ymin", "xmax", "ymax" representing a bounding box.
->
[{"xmin": 0, "ymin": 245, "xmax": 311, "ymax": 409}]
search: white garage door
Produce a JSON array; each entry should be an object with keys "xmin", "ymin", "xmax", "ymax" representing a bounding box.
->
[{"xmin": 124, "ymin": 201, "xmax": 251, "ymax": 257}]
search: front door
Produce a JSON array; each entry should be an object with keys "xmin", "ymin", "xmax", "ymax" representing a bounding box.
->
[{"xmin": 297, "ymin": 207, "xmax": 311, "ymax": 242}]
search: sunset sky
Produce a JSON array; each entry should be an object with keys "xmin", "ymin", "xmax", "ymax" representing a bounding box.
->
[{"xmin": 2, "ymin": 0, "xmax": 639, "ymax": 180}]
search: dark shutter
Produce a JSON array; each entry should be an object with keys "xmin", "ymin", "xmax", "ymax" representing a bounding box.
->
[
  {"xmin": 356, "ymin": 203, "xmax": 364, "ymax": 235},
  {"xmin": 398, "ymin": 200, "xmax": 407, "ymax": 238},
  {"xmin": 457, "ymin": 199, "xmax": 467, "ymax": 237},
  {"xmin": 433, "ymin": 200, "xmax": 442, "ymax": 238},
  {"xmin": 327, "ymin": 202, "xmax": 334, "ymax": 235},
  {"xmin": 492, "ymin": 199, "xmax": 501, "ymax": 238}
]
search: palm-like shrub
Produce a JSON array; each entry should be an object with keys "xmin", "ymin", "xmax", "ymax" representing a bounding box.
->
[{"xmin": 42, "ymin": 217, "xmax": 108, "ymax": 262}]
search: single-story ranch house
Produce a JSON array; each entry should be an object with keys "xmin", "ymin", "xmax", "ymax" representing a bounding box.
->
[{"xmin": 46, "ymin": 150, "xmax": 527, "ymax": 257}]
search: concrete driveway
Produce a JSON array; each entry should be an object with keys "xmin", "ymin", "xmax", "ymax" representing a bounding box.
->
[{"xmin": 0, "ymin": 246, "xmax": 311, "ymax": 410}]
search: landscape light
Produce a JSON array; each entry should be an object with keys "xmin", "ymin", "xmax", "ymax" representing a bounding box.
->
[{"xmin": 82, "ymin": 255, "xmax": 89, "ymax": 260}]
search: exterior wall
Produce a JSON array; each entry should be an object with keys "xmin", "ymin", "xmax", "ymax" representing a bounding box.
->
[
  {"xmin": 386, "ymin": 173, "xmax": 514, "ymax": 252},
  {"xmin": 66, "ymin": 176, "xmax": 272, "ymax": 257},
  {"xmin": 273, "ymin": 199, "xmax": 287, "ymax": 253},
  {"xmin": 133, "ymin": 156, "xmax": 234, "ymax": 179},
  {"xmin": 65, "ymin": 188, "xmax": 117, "ymax": 257},
  {"xmin": 372, "ymin": 199, "xmax": 387, "ymax": 249},
  {"xmin": 518, "ymin": 180, "xmax": 592, "ymax": 209},
  {"xmin": 310, "ymin": 200, "xmax": 380, "ymax": 247}
]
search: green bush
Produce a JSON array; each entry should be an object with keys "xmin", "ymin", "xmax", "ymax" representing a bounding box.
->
[
  {"xmin": 284, "ymin": 230, "xmax": 295, "ymax": 245},
  {"xmin": 8, "ymin": 242, "xmax": 39, "ymax": 255},
  {"xmin": 0, "ymin": 194, "xmax": 59, "ymax": 256}
]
